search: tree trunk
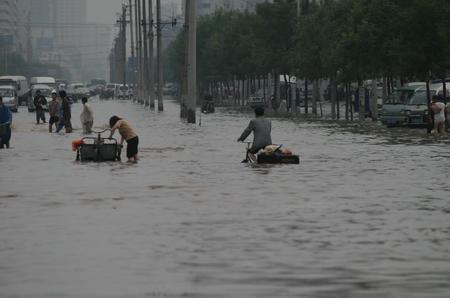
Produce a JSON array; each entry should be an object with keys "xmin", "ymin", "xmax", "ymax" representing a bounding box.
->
[
  {"xmin": 304, "ymin": 79, "xmax": 308, "ymax": 114},
  {"xmin": 312, "ymin": 79, "xmax": 319, "ymax": 115},
  {"xmin": 233, "ymin": 78, "xmax": 237, "ymax": 105},
  {"xmin": 358, "ymin": 81, "xmax": 365, "ymax": 121},
  {"xmin": 336, "ymin": 87, "xmax": 340, "ymax": 120},
  {"xmin": 345, "ymin": 83, "xmax": 349, "ymax": 121},
  {"xmin": 426, "ymin": 80, "xmax": 432, "ymax": 134},
  {"xmin": 370, "ymin": 79, "xmax": 378, "ymax": 121},
  {"xmin": 330, "ymin": 76, "xmax": 337, "ymax": 120}
]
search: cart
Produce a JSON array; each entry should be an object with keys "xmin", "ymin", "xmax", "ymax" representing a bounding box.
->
[{"xmin": 76, "ymin": 129, "xmax": 122, "ymax": 162}]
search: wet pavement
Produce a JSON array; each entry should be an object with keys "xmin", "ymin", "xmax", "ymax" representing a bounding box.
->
[{"xmin": 1, "ymin": 97, "xmax": 450, "ymax": 298}]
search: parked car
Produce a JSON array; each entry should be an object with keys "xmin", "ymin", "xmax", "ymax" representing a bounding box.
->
[
  {"xmin": 0, "ymin": 76, "xmax": 29, "ymax": 106},
  {"xmin": 67, "ymin": 83, "xmax": 89, "ymax": 102},
  {"xmin": 28, "ymin": 84, "xmax": 52, "ymax": 112},
  {"xmin": 117, "ymin": 84, "xmax": 130, "ymax": 99},
  {"xmin": 405, "ymin": 84, "xmax": 450, "ymax": 127},
  {"xmin": 163, "ymin": 83, "xmax": 178, "ymax": 96},
  {"xmin": 100, "ymin": 83, "xmax": 116, "ymax": 99},
  {"xmin": 248, "ymin": 89, "xmax": 267, "ymax": 108},
  {"xmin": 0, "ymin": 85, "xmax": 19, "ymax": 112},
  {"xmin": 380, "ymin": 85, "xmax": 423, "ymax": 127}
]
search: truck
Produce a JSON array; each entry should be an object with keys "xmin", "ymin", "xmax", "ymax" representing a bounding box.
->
[{"xmin": 0, "ymin": 76, "xmax": 29, "ymax": 106}]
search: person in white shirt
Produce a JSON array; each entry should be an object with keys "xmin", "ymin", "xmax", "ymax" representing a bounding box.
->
[
  {"xmin": 80, "ymin": 97, "xmax": 94, "ymax": 134},
  {"xmin": 431, "ymin": 96, "xmax": 445, "ymax": 133}
]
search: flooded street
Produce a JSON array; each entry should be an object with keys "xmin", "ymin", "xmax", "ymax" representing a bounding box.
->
[{"xmin": 1, "ymin": 98, "xmax": 450, "ymax": 298}]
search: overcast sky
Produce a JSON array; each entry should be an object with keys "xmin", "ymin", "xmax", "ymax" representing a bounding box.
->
[
  {"xmin": 87, "ymin": 0, "xmax": 123, "ymax": 24},
  {"xmin": 87, "ymin": 0, "xmax": 181, "ymax": 24}
]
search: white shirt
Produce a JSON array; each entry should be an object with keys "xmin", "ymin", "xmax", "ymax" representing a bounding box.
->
[{"xmin": 433, "ymin": 102, "xmax": 445, "ymax": 121}]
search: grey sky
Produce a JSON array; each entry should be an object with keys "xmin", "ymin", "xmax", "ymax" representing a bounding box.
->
[
  {"xmin": 87, "ymin": 0, "xmax": 182, "ymax": 24},
  {"xmin": 87, "ymin": 0, "xmax": 123, "ymax": 24}
]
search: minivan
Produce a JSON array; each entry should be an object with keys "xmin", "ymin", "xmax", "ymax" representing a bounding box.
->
[
  {"xmin": 380, "ymin": 85, "xmax": 424, "ymax": 127},
  {"xmin": 405, "ymin": 84, "xmax": 450, "ymax": 127}
]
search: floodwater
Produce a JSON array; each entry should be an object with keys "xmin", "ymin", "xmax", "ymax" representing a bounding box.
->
[{"xmin": 1, "ymin": 98, "xmax": 449, "ymax": 298}]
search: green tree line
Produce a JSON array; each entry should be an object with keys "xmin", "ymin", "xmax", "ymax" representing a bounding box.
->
[{"xmin": 165, "ymin": 0, "xmax": 449, "ymax": 113}]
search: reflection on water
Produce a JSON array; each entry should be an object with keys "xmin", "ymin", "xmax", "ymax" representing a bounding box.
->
[{"xmin": 0, "ymin": 98, "xmax": 450, "ymax": 297}]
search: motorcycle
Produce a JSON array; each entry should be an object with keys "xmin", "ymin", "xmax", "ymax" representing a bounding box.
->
[{"xmin": 241, "ymin": 142, "xmax": 300, "ymax": 164}]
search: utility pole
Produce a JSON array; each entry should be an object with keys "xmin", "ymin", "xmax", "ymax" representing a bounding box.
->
[
  {"xmin": 149, "ymin": 0, "xmax": 155, "ymax": 109},
  {"xmin": 134, "ymin": 0, "xmax": 140, "ymax": 102},
  {"xmin": 156, "ymin": 0, "xmax": 164, "ymax": 111},
  {"xmin": 116, "ymin": 5, "xmax": 127, "ymax": 86},
  {"xmin": 180, "ymin": 0, "xmax": 189, "ymax": 119},
  {"xmin": 186, "ymin": 0, "xmax": 196, "ymax": 123},
  {"xmin": 129, "ymin": 0, "xmax": 136, "ymax": 93},
  {"xmin": 136, "ymin": 0, "xmax": 141, "ymax": 101},
  {"xmin": 142, "ymin": 0, "xmax": 149, "ymax": 106}
]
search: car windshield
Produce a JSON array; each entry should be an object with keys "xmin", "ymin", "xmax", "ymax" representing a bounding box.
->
[
  {"xmin": 408, "ymin": 90, "xmax": 436, "ymax": 105},
  {"xmin": 35, "ymin": 89, "xmax": 51, "ymax": 97},
  {"xmin": 106, "ymin": 84, "xmax": 115, "ymax": 88},
  {"xmin": 385, "ymin": 89, "xmax": 414, "ymax": 104},
  {"xmin": 0, "ymin": 89, "xmax": 14, "ymax": 97},
  {"xmin": 120, "ymin": 86, "xmax": 128, "ymax": 91}
]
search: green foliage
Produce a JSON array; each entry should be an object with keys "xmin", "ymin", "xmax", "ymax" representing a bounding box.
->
[{"xmin": 165, "ymin": 0, "xmax": 450, "ymax": 88}]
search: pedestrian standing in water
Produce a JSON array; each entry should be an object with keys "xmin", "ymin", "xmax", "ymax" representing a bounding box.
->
[
  {"xmin": 431, "ymin": 96, "xmax": 445, "ymax": 134},
  {"xmin": 80, "ymin": 97, "xmax": 94, "ymax": 134},
  {"xmin": 48, "ymin": 90, "xmax": 60, "ymax": 133},
  {"xmin": 56, "ymin": 90, "xmax": 72, "ymax": 134},
  {"xmin": 33, "ymin": 90, "xmax": 47, "ymax": 124},
  {"xmin": 109, "ymin": 116, "xmax": 139, "ymax": 163}
]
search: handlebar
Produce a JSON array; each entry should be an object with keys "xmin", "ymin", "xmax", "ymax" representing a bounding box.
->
[
  {"xmin": 92, "ymin": 128, "xmax": 111, "ymax": 134},
  {"xmin": 0, "ymin": 122, "xmax": 11, "ymax": 127}
]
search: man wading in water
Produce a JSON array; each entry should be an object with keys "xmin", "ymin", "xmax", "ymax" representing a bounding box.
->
[
  {"xmin": 109, "ymin": 116, "xmax": 139, "ymax": 163},
  {"xmin": 238, "ymin": 107, "xmax": 272, "ymax": 162}
]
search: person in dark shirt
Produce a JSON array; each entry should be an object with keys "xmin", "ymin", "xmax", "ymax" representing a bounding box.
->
[
  {"xmin": 56, "ymin": 90, "xmax": 72, "ymax": 134},
  {"xmin": 238, "ymin": 107, "xmax": 273, "ymax": 160},
  {"xmin": 0, "ymin": 96, "xmax": 12, "ymax": 148},
  {"xmin": 33, "ymin": 90, "xmax": 47, "ymax": 124}
]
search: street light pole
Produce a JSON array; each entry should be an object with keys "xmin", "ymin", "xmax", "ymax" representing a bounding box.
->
[
  {"xmin": 156, "ymin": 0, "xmax": 164, "ymax": 111},
  {"xmin": 129, "ymin": 0, "xmax": 136, "ymax": 93},
  {"xmin": 186, "ymin": 0, "xmax": 196, "ymax": 123},
  {"xmin": 142, "ymin": 0, "xmax": 149, "ymax": 106},
  {"xmin": 136, "ymin": 0, "xmax": 143, "ymax": 102},
  {"xmin": 149, "ymin": 0, "xmax": 155, "ymax": 109}
]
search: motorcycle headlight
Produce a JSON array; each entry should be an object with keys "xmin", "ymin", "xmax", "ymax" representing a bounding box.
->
[
  {"xmin": 405, "ymin": 110, "xmax": 411, "ymax": 115},
  {"xmin": 424, "ymin": 110, "xmax": 428, "ymax": 115}
]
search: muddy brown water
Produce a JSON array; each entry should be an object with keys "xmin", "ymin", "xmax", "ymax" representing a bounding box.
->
[{"xmin": 1, "ymin": 98, "xmax": 449, "ymax": 298}]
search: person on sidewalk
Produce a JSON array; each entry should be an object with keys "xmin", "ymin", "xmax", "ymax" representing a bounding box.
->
[
  {"xmin": 33, "ymin": 90, "xmax": 47, "ymax": 124},
  {"xmin": 0, "ymin": 97, "xmax": 12, "ymax": 149},
  {"xmin": 237, "ymin": 107, "xmax": 272, "ymax": 161},
  {"xmin": 80, "ymin": 97, "xmax": 94, "ymax": 134},
  {"xmin": 109, "ymin": 116, "xmax": 139, "ymax": 163},
  {"xmin": 431, "ymin": 96, "xmax": 446, "ymax": 133},
  {"xmin": 56, "ymin": 90, "xmax": 72, "ymax": 134},
  {"xmin": 48, "ymin": 90, "xmax": 60, "ymax": 133}
]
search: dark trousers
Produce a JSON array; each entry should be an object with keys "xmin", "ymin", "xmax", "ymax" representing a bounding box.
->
[
  {"xmin": 56, "ymin": 118, "xmax": 72, "ymax": 133},
  {"xmin": 0, "ymin": 124, "xmax": 11, "ymax": 148},
  {"xmin": 36, "ymin": 110, "xmax": 46, "ymax": 124}
]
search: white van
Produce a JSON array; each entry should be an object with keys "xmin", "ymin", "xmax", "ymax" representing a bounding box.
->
[
  {"xmin": 0, "ymin": 85, "xmax": 19, "ymax": 112},
  {"xmin": 0, "ymin": 76, "xmax": 29, "ymax": 106},
  {"xmin": 28, "ymin": 84, "xmax": 52, "ymax": 112},
  {"xmin": 30, "ymin": 77, "xmax": 56, "ymax": 89}
]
